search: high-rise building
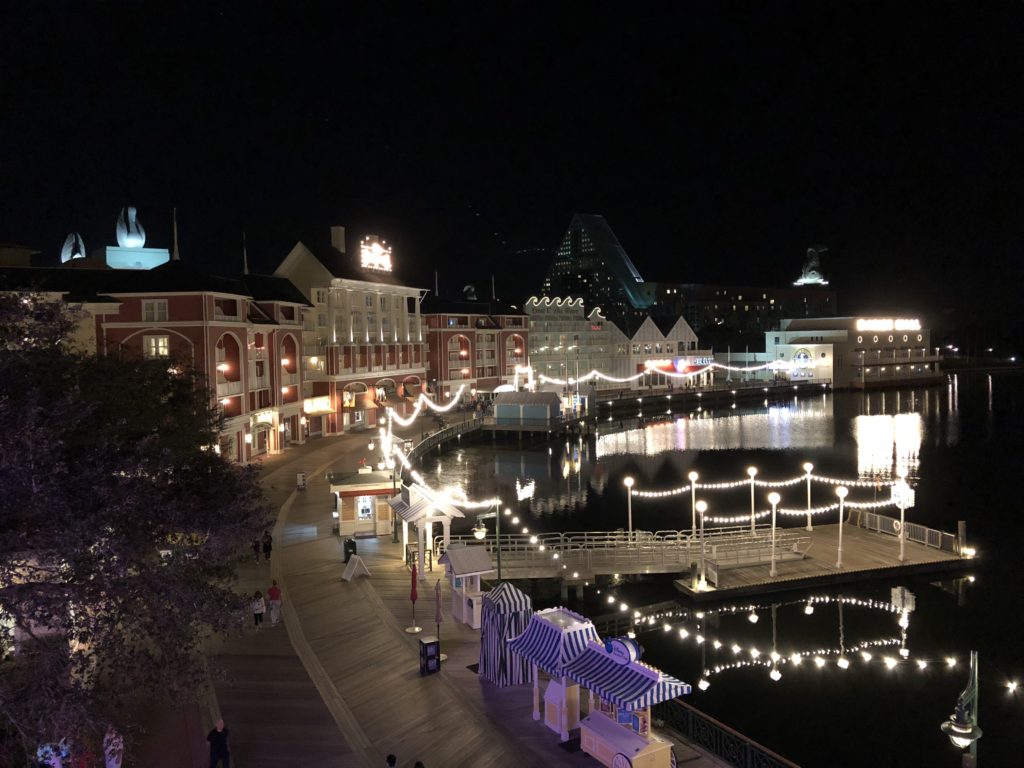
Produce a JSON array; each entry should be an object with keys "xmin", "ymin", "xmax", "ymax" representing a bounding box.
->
[{"xmin": 541, "ymin": 214, "xmax": 652, "ymax": 332}]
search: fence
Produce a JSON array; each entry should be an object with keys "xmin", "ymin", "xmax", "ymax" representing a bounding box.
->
[
  {"xmin": 653, "ymin": 699, "xmax": 800, "ymax": 768},
  {"xmin": 856, "ymin": 511, "xmax": 957, "ymax": 552},
  {"xmin": 406, "ymin": 416, "xmax": 482, "ymax": 463}
]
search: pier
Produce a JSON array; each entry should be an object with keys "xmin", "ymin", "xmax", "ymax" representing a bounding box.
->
[{"xmin": 434, "ymin": 516, "xmax": 971, "ymax": 602}]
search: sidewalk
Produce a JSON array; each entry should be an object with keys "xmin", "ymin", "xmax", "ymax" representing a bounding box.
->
[{"xmin": 138, "ymin": 415, "xmax": 727, "ymax": 768}]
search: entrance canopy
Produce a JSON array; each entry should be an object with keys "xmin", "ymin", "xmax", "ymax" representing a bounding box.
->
[{"xmin": 507, "ymin": 607, "xmax": 599, "ymax": 677}]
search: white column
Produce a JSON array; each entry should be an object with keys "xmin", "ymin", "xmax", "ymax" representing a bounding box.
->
[
  {"xmin": 441, "ymin": 518, "xmax": 451, "ymax": 550},
  {"xmin": 402, "ymin": 519, "xmax": 409, "ymax": 558},
  {"xmin": 418, "ymin": 525, "xmax": 426, "ymax": 578}
]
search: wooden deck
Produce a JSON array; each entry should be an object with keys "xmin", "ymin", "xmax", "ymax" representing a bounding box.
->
[
  {"xmin": 241, "ymin": 433, "xmax": 720, "ymax": 768},
  {"xmin": 674, "ymin": 523, "xmax": 972, "ymax": 601}
]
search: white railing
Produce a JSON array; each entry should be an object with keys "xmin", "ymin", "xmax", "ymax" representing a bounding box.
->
[{"xmin": 216, "ymin": 380, "xmax": 243, "ymax": 397}]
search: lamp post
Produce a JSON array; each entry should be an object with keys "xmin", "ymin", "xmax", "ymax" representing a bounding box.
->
[
  {"xmin": 747, "ymin": 467, "xmax": 758, "ymax": 533},
  {"xmin": 688, "ymin": 471, "xmax": 699, "ymax": 543},
  {"xmin": 696, "ymin": 500, "xmax": 708, "ymax": 589},
  {"xmin": 768, "ymin": 492, "xmax": 780, "ymax": 577},
  {"xmin": 835, "ymin": 486, "xmax": 848, "ymax": 569},
  {"xmin": 893, "ymin": 468, "xmax": 913, "ymax": 563},
  {"xmin": 803, "ymin": 462, "xmax": 814, "ymax": 531},
  {"xmin": 941, "ymin": 650, "xmax": 981, "ymax": 765},
  {"xmin": 623, "ymin": 476, "xmax": 635, "ymax": 543},
  {"xmin": 473, "ymin": 501, "xmax": 502, "ymax": 580}
]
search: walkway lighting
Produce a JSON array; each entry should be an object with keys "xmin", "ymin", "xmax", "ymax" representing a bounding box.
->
[
  {"xmin": 835, "ymin": 486, "xmax": 848, "ymax": 569},
  {"xmin": 623, "ymin": 476, "xmax": 635, "ymax": 542},
  {"xmin": 747, "ymin": 467, "xmax": 758, "ymax": 533}
]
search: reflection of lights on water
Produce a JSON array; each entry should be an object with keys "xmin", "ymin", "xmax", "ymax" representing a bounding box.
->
[
  {"xmin": 596, "ymin": 400, "xmax": 834, "ymax": 457},
  {"xmin": 854, "ymin": 413, "xmax": 922, "ymax": 479}
]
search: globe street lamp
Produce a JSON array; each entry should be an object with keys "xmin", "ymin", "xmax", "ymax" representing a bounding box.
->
[
  {"xmin": 941, "ymin": 650, "xmax": 981, "ymax": 762},
  {"xmin": 893, "ymin": 468, "xmax": 914, "ymax": 563},
  {"xmin": 623, "ymin": 476, "xmax": 635, "ymax": 543},
  {"xmin": 474, "ymin": 502, "xmax": 502, "ymax": 580},
  {"xmin": 688, "ymin": 471, "xmax": 699, "ymax": 544},
  {"xmin": 747, "ymin": 467, "xmax": 758, "ymax": 533},
  {"xmin": 768, "ymin": 492, "xmax": 781, "ymax": 577},
  {"xmin": 835, "ymin": 486, "xmax": 848, "ymax": 569},
  {"xmin": 696, "ymin": 500, "xmax": 708, "ymax": 589},
  {"xmin": 802, "ymin": 462, "xmax": 814, "ymax": 531}
]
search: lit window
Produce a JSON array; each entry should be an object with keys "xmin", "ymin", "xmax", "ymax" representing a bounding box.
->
[
  {"xmin": 142, "ymin": 300, "xmax": 168, "ymax": 322},
  {"xmin": 144, "ymin": 335, "xmax": 169, "ymax": 358}
]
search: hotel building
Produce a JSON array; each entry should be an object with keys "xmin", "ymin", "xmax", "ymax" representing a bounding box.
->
[{"xmin": 421, "ymin": 292, "xmax": 528, "ymax": 398}]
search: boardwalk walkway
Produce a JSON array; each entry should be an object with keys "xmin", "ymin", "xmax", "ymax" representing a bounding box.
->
[{"xmin": 139, "ymin": 419, "xmax": 728, "ymax": 768}]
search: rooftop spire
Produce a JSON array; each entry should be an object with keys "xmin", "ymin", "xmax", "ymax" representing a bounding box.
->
[
  {"xmin": 242, "ymin": 231, "xmax": 249, "ymax": 275},
  {"xmin": 171, "ymin": 207, "xmax": 180, "ymax": 261}
]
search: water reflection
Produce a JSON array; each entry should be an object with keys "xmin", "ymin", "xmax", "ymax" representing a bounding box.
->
[
  {"xmin": 853, "ymin": 413, "xmax": 922, "ymax": 480},
  {"xmin": 596, "ymin": 397, "xmax": 835, "ymax": 457}
]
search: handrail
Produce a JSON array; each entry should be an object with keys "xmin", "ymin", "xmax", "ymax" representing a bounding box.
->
[{"xmin": 653, "ymin": 698, "xmax": 801, "ymax": 768}]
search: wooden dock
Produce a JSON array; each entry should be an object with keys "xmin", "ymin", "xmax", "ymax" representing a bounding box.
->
[{"xmin": 673, "ymin": 523, "xmax": 973, "ymax": 602}]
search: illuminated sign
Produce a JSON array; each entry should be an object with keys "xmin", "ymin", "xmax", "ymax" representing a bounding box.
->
[
  {"xmin": 856, "ymin": 318, "xmax": 921, "ymax": 332},
  {"xmin": 792, "ymin": 349, "xmax": 813, "ymax": 368},
  {"xmin": 253, "ymin": 409, "xmax": 276, "ymax": 424},
  {"xmin": 644, "ymin": 356, "xmax": 714, "ymax": 373},
  {"xmin": 360, "ymin": 236, "xmax": 393, "ymax": 272},
  {"xmin": 303, "ymin": 396, "xmax": 333, "ymax": 415}
]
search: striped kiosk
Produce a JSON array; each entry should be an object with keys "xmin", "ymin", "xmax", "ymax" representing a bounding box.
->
[
  {"xmin": 567, "ymin": 638, "xmax": 691, "ymax": 768},
  {"xmin": 478, "ymin": 582, "xmax": 533, "ymax": 687},
  {"xmin": 507, "ymin": 607, "xmax": 600, "ymax": 741}
]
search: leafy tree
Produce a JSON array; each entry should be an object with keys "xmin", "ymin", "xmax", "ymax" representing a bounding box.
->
[{"xmin": 0, "ymin": 293, "xmax": 271, "ymax": 760}]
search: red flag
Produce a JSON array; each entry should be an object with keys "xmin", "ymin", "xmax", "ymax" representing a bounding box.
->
[{"xmin": 410, "ymin": 563, "xmax": 418, "ymax": 603}]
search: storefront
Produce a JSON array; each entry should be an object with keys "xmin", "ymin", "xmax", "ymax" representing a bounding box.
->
[{"xmin": 327, "ymin": 470, "xmax": 397, "ymax": 537}]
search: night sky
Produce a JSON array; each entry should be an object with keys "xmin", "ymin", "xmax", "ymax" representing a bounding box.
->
[{"xmin": 2, "ymin": 3, "xmax": 1023, "ymax": 342}]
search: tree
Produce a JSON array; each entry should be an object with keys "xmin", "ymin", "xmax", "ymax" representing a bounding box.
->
[{"xmin": 0, "ymin": 293, "xmax": 271, "ymax": 760}]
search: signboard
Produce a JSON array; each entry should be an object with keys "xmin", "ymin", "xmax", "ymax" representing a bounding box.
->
[
  {"xmin": 253, "ymin": 409, "xmax": 275, "ymax": 424},
  {"xmin": 856, "ymin": 318, "xmax": 921, "ymax": 332},
  {"xmin": 360, "ymin": 236, "xmax": 393, "ymax": 272},
  {"xmin": 303, "ymin": 396, "xmax": 333, "ymax": 415},
  {"xmin": 891, "ymin": 481, "xmax": 915, "ymax": 508},
  {"xmin": 643, "ymin": 356, "xmax": 714, "ymax": 374}
]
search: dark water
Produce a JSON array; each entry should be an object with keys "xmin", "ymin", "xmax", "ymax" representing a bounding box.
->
[{"xmin": 419, "ymin": 372, "xmax": 1024, "ymax": 767}]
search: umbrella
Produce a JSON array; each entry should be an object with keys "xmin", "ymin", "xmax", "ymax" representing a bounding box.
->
[
  {"xmin": 435, "ymin": 578, "xmax": 447, "ymax": 662},
  {"xmin": 405, "ymin": 563, "xmax": 422, "ymax": 633}
]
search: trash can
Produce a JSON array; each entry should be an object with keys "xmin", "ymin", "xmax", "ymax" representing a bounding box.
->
[
  {"xmin": 419, "ymin": 635, "xmax": 441, "ymax": 675},
  {"xmin": 344, "ymin": 538, "xmax": 357, "ymax": 563}
]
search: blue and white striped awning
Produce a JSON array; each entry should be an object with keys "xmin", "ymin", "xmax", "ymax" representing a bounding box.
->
[
  {"xmin": 483, "ymin": 582, "xmax": 532, "ymax": 613},
  {"xmin": 565, "ymin": 640, "xmax": 691, "ymax": 710},
  {"xmin": 506, "ymin": 607, "xmax": 599, "ymax": 677}
]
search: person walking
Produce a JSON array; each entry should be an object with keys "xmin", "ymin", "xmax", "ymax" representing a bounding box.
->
[
  {"xmin": 261, "ymin": 530, "xmax": 273, "ymax": 561},
  {"xmin": 252, "ymin": 590, "xmax": 265, "ymax": 630},
  {"xmin": 267, "ymin": 580, "xmax": 282, "ymax": 626},
  {"xmin": 250, "ymin": 538, "xmax": 260, "ymax": 563},
  {"xmin": 102, "ymin": 725, "xmax": 124, "ymax": 768},
  {"xmin": 207, "ymin": 719, "xmax": 230, "ymax": 768}
]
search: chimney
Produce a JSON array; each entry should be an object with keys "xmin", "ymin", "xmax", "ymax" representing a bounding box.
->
[{"xmin": 330, "ymin": 226, "xmax": 346, "ymax": 253}]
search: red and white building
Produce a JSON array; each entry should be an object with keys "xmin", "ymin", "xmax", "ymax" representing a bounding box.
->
[
  {"xmin": 273, "ymin": 227, "xmax": 429, "ymax": 434},
  {"xmin": 421, "ymin": 293, "xmax": 528, "ymax": 397},
  {"xmin": 0, "ymin": 256, "xmax": 312, "ymax": 463}
]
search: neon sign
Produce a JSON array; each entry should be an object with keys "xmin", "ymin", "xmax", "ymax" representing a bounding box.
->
[
  {"xmin": 643, "ymin": 356, "xmax": 714, "ymax": 373},
  {"xmin": 856, "ymin": 318, "xmax": 920, "ymax": 332}
]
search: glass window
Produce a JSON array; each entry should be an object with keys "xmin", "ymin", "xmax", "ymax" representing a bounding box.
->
[
  {"xmin": 356, "ymin": 496, "xmax": 374, "ymax": 521},
  {"xmin": 142, "ymin": 300, "xmax": 168, "ymax": 322},
  {"xmin": 143, "ymin": 335, "xmax": 169, "ymax": 358}
]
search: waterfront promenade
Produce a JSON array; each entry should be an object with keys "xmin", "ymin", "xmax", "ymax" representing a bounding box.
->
[{"xmin": 138, "ymin": 420, "xmax": 728, "ymax": 768}]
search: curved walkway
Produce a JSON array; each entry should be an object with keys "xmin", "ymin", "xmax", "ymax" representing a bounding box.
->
[{"xmin": 144, "ymin": 419, "xmax": 721, "ymax": 768}]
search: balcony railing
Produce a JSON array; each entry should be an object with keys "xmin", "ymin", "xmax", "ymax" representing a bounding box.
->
[
  {"xmin": 216, "ymin": 380, "xmax": 243, "ymax": 397},
  {"xmin": 282, "ymin": 373, "xmax": 299, "ymax": 386},
  {"xmin": 251, "ymin": 376, "xmax": 268, "ymax": 390}
]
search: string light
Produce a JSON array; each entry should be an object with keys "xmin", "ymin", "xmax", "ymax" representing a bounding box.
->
[{"xmin": 631, "ymin": 466, "xmax": 901, "ymax": 499}]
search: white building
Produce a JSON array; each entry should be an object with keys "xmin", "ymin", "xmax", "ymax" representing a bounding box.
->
[
  {"xmin": 524, "ymin": 297, "xmax": 711, "ymax": 392},
  {"xmin": 274, "ymin": 227, "xmax": 429, "ymax": 435},
  {"xmin": 740, "ymin": 316, "xmax": 943, "ymax": 389}
]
